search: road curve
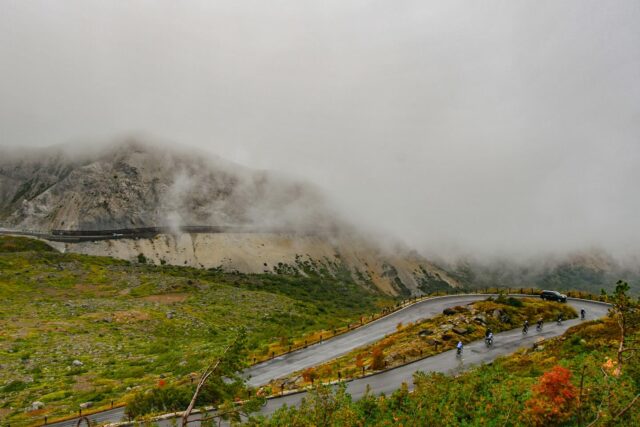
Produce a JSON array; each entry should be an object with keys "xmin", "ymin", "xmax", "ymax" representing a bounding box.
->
[
  {"xmin": 255, "ymin": 298, "xmax": 609, "ymax": 418},
  {"xmin": 246, "ymin": 294, "xmax": 501, "ymax": 386},
  {"xmin": 45, "ymin": 296, "xmax": 608, "ymax": 427}
]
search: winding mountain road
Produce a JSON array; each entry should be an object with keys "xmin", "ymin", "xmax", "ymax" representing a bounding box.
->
[
  {"xmin": 256, "ymin": 297, "xmax": 609, "ymax": 418},
  {"xmin": 45, "ymin": 295, "xmax": 609, "ymax": 427}
]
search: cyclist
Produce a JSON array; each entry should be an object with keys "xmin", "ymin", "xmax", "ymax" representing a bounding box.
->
[
  {"xmin": 456, "ymin": 341, "xmax": 463, "ymax": 356},
  {"xmin": 523, "ymin": 320, "xmax": 529, "ymax": 334},
  {"xmin": 485, "ymin": 332, "xmax": 494, "ymax": 346},
  {"xmin": 536, "ymin": 318, "xmax": 543, "ymax": 331}
]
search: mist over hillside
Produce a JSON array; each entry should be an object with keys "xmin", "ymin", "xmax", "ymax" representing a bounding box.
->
[
  {"xmin": 0, "ymin": 139, "xmax": 460, "ymax": 296},
  {"xmin": 0, "ymin": 139, "xmax": 340, "ymax": 233},
  {"xmin": 438, "ymin": 249, "xmax": 640, "ymax": 295}
]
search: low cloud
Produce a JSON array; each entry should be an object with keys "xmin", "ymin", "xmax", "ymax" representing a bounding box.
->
[{"xmin": 1, "ymin": 1, "xmax": 639, "ymax": 261}]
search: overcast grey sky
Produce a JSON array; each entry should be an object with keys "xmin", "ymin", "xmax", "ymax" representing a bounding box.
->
[{"xmin": 1, "ymin": 1, "xmax": 639, "ymax": 259}]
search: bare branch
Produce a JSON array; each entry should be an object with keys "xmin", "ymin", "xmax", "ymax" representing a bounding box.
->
[
  {"xmin": 613, "ymin": 394, "xmax": 640, "ymax": 420},
  {"xmin": 182, "ymin": 336, "xmax": 239, "ymax": 427}
]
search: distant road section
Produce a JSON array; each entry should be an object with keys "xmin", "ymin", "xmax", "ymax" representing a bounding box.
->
[{"xmin": 0, "ymin": 225, "xmax": 332, "ymax": 243}]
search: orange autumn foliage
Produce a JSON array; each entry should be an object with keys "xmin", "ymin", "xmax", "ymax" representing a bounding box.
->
[
  {"xmin": 371, "ymin": 345, "xmax": 385, "ymax": 370},
  {"xmin": 302, "ymin": 367, "xmax": 317, "ymax": 383},
  {"xmin": 355, "ymin": 353, "xmax": 365, "ymax": 369},
  {"xmin": 524, "ymin": 365, "xmax": 577, "ymax": 426}
]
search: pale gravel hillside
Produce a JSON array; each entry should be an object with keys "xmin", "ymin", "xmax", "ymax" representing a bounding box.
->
[{"xmin": 50, "ymin": 232, "xmax": 460, "ymax": 296}]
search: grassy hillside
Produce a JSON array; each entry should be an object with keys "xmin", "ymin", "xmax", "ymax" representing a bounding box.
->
[
  {"xmin": 253, "ymin": 316, "xmax": 640, "ymax": 426},
  {"xmin": 0, "ymin": 236, "xmax": 393, "ymax": 426}
]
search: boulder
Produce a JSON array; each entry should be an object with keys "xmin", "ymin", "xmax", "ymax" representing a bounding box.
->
[
  {"xmin": 31, "ymin": 401, "xmax": 45, "ymax": 411},
  {"xmin": 443, "ymin": 308, "xmax": 457, "ymax": 315},
  {"xmin": 474, "ymin": 315, "xmax": 487, "ymax": 324},
  {"xmin": 72, "ymin": 360, "xmax": 83, "ymax": 367},
  {"xmin": 453, "ymin": 327, "xmax": 469, "ymax": 335},
  {"xmin": 439, "ymin": 324, "xmax": 454, "ymax": 331},
  {"xmin": 418, "ymin": 329, "xmax": 433, "ymax": 337},
  {"xmin": 80, "ymin": 402, "xmax": 93, "ymax": 410}
]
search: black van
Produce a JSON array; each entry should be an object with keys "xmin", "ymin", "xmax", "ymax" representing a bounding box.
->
[{"xmin": 540, "ymin": 290, "xmax": 567, "ymax": 303}]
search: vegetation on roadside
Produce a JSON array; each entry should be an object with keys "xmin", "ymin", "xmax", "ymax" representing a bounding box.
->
[
  {"xmin": 248, "ymin": 282, "xmax": 640, "ymax": 426},
  {"xmin": 264, "ymin": 296, "xmax": 576, "ymax": 392},
  {"xmin": 0, "ymin": 236, "xmax": 393, "ymax": 426}
]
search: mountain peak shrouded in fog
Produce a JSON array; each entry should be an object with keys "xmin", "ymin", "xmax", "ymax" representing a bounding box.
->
[{"xmin": 0, "ymin": 139, "xmax": 342, "ymax": 233}]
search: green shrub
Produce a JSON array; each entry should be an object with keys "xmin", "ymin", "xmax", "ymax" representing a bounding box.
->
[
  {"xmin": 506, "ymin": 297, "xmax": 523, "ymax": 307},
  {"xmin": 125, "ymin": 384, "xmax": 191, "ymax": 419},
  {"xmin": 2, "ymin": 380, "xmax": 27, "ymax": 393}
]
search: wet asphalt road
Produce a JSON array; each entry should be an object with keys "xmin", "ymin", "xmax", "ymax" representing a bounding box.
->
[
  {"xmin": 255, "ymin": 298, "xmax": 609, "ymax": 418},
  {"xmin": 45, "ymin": 296, "xmax": 609, "ymax": 427},
  {"xmin": 246, "ymin": 294, "xmax": 497, "ymax": 387}
]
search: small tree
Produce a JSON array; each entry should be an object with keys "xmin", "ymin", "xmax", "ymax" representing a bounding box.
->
[
  {"xmin": 605, "ymin": 280, "xmax": 640, "ymax": 377},
  {"xmin": 181, "ymin": 328, "xmax": 264, "ymax": 426},
  {"xmin": 371, "ymin": 345, "xmax": 385, "ymax": 370}
]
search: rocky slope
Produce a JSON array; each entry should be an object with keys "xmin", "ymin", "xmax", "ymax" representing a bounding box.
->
[
  {"xmin": 0, "ymin": 140, "xmax": 335, "ymax": 232},
  {"xmin": 0, "ymin": 139, "xmax": 459, "ymax": 296}
]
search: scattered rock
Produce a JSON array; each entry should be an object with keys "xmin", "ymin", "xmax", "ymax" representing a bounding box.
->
[
  {"xmin": 474, "ymin": 314, "xmax": 487, "ymax": 324},
  {"xmin": 166, "ymin": 311, "xmax": 175, "ymax": 319},
  {"xmin": 443, "ymin": 308, "xmax": 457, "ymax": 316},
  {"xmin": 79, "ymin": 402, "xmax": 93, "ymax": 410},
  {"xmin": 439, "ymin": 324, "xmax": 454, "ymax": 331},
  {"xmin": 453, "ymin": 327, "xmax": 469, "ymax": 335},
  {"xmin": 72, "ymin": 360, "xmax": 84, "ymax": 367},
  {"xmin": 532, "ymin": 337, "xmax": 545, "ymax": 350},
  {"xmin": 418, "ymin": 329, "xmax": 433, "ymax": 337},
  {"xmin": 31, "ymin": 401, "xmax": 45, "ymax": 411}
]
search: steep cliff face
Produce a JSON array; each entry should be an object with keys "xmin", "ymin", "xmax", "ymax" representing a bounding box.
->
[{"xmin": 1, "ymin": 139, "xmax": 460, "ymax": 296}]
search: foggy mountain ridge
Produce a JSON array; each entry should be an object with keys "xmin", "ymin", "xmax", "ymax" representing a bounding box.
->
[
  {"xmin": 440, "ymin": 248, "xmax": 640, "ymax": 294},
  {"xmin": 0, "ymin": 139, "xmax": 338, "ymax": 232},
  {"xmin": 1, "ymin": 139, "xmax": 636, "ymax": 295},
  {"xmin": 0, "ymin": 139, "xmax": 461, "ymax": 296}
]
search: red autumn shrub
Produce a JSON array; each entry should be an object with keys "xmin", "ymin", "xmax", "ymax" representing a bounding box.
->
[{"xmin": 524, "ymin": 365, "xmax": 577, "ymax": 426}]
